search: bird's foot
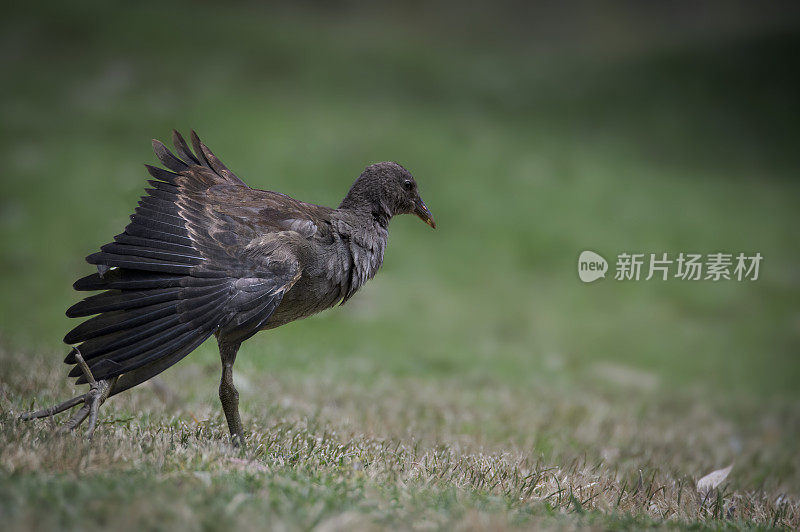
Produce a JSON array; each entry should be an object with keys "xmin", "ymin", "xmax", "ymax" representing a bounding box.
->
[
  {"xmin": 231, "ymin": 432, "xmax": 245, "ymax": 449},
  {"xmin": 20, "ymin": 350, "xmax": 115, "ymax": 439}
]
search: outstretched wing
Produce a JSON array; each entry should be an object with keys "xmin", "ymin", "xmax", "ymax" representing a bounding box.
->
[{"xmin": 63, "ymin": 131, "xmax": 304, "ymax": 390}]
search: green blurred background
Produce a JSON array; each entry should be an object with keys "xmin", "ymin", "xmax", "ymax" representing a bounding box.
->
[{"xmin": 1, "ymin": 0, "xmax": 799, "ymax": 401}]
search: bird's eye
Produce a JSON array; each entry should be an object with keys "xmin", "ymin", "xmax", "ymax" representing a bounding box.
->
[{"xmin": 403, "ymin": 180, "xmax": 415, "ymax": 191}]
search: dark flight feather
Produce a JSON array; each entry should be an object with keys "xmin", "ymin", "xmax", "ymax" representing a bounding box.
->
[
  {"xmin": 86, "ymin": 252, "xmax": 196, "ymax": 275},
  {"xmin": 151, "ymin": 140, "xmax": 188, "ymax": 173},
  {"xmin": 64, "ymin": 300, "xmax": 180, "ymax": 344},
  {"xmin": 122, "ymin": 222, "xmax": 194, "ymax": 247},
  {"xmin": 79, "ymin": 329, "xmax": 209, "ymax": 383},
  {"xmin": 111, "ymin": 234, "xmax": 197, "ymax": 256},
  {"xmin": 138, "ymin": 196, "xmax": 180, "ymax": 216},
  {"xmin": 66, "ymin": 288, "xmax": 183, "ymax": 318},
  {"xmin": 73, "ymin": 270, "xmax": 185, "ymax": 291},
  {"xmin": 109, "ymin": 333, "xmax": 213, "ymax": 395},
  {"xmin": 190, "ymin": 130, "xmax": 248, "ymax": 187},
  {"xmin": 100, "ymin": 242, "xmax": 205, "ymax": 264},
  {"xmin": 146, "ymin": 180, "xmax": 179, "ymax": 194},
  {"xmin": 134, "ymin": 206, "xmax": 186, "ymax": 227},
  {"xmin": 144, "ymin": 164, "xmax": 179, "ymax": 184},
  {"xmin": 171, "ymin": 130, "xmax": 201, "ymax": 166},
  {"xmin": 64, "ymin": 314, "xmax": 181, "ymax": 363}
]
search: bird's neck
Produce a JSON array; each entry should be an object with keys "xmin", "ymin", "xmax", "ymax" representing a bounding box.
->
[
  {"xmin": 336, "ymin": 176, "xmax": 392, "ymax": 302},
  {"xmin": 338, "ymin": 177, "xmax": 392, "ymax": 229}
]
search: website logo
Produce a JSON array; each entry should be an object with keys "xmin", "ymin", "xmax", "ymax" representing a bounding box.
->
[{"xmin": 578, "ymin": 250, "xmax": 608, "ymax": 283}]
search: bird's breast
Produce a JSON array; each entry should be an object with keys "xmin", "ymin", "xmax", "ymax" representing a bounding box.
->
[{"xmin": 260, "ymin": 223, "xmax": 387, "ymax": 328}]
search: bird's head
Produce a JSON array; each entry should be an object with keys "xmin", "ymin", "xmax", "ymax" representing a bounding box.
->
[{"xmin": 343, "ymin": 161, "xmax": 435, "ymax": 229}]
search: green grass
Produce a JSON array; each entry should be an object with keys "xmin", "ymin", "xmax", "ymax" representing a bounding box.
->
[{"xmin": 1, "ymin": 2, "xmax": 799, "ymax": 529}]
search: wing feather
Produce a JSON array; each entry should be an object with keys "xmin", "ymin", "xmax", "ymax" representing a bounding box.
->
[{"xmin": 62, "ymin": 131, "xmax": 306, "ymax": 389}]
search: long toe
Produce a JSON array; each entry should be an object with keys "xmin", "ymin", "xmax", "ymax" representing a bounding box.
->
[
  {"xmin": 59, "ymin": 405, "xmax": 91, "ymax": 434},
  {"xmin": 20, "ymin": 394, "xmax": 86, "ymax": 420}
]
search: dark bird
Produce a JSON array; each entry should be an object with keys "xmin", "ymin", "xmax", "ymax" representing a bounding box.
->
[{"xmin": 21, "ymin": 131, "xmax": 435, "ymax": 445}]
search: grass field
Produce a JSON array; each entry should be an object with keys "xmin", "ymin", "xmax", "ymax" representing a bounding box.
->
[{"xmin": 1, "ymin": 2, "xmax": 799, "ymax": 529}]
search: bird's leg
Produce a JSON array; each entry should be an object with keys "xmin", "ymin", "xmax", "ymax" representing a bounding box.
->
[
  {"xmin": 20, "ymin": 349, "xmax": 117, "ymax": 439},
  {"xmin": 218, "ymin": 341, "xmax": 244, "ymax": 447}
]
